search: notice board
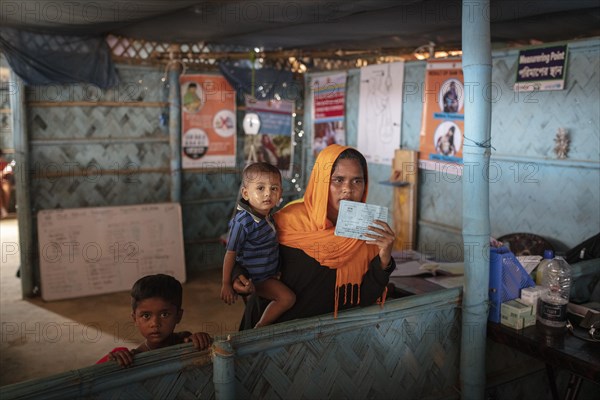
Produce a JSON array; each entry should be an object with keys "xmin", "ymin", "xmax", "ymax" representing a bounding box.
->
[{"xmin": 37, "ymin": 203, "xmax": 186, "ymax": 301}]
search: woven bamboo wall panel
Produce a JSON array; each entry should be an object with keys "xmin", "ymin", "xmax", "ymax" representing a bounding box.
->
[
  {"xmin": 491, "ymin": 47, "xmax": 600, "ymax": 161},
  {"xmin": 489, "ymin": 162, "xmax": 599, "ymax": 246},
  {"xmin": 183, "ymin": 203, "xmax": 233, "ymax": 238},
  {"xmin": 400, "ymin": 62, "xmax": 426, "ymax": 150},
  {"xmin": 99, "ymin": 366, "xmax": 215, "ymax": 400},
  {"xmin": 185, "ymin": 243, "xmax": 227, "ymax": 272},
  {"xmin": 418, "ymin": 170, "xmax": 462, "ymax": 229},
  {"xmin": 29, "ymin": 107, "xmax": 168, "ymax": 139},
  {"xmin": 234, "ymin": 308, "xmax": 460, "ymax": 399},
  {"xmin": 182, "ymin": 171, "xmax": 241, "ymax": 201},
  {"xmin": 31, "ymin": 143, "xmax": 169, "ymax": 170},
  {"xmin": 25, "ymin": 66, "xmax": 165, "ymax": 103},
  {"xmin": 31, "ymin": 174, "xmax": 170, "ymax": 210}
]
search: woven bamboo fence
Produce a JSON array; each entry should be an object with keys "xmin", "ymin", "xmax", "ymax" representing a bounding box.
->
[{"xmin": 0, "ymin": 288, "xmax": 462, "ymax": 400}]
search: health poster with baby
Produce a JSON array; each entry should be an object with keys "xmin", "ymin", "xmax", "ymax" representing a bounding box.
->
[
  {"xmin": 419, "ymin": 59, "xmax": 464, "ymax": 173},
  {"xmin": 181, "ymin": 74, "xmax": 236, "ymax": 169}
]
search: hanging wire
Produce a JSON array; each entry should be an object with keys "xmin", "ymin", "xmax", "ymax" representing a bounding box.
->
[{"xmin": 462, "ymin": 135, "xmax": 496, "ymax": 151}]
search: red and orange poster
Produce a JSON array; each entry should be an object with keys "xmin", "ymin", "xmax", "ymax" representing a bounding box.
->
[
  {"xmin": 180, "ymin": 74, "xmax": 236, "ymax": 169},
  {"xmin": 311, "ymin": 72, "xmax": 347, "ymax": 158},
  {"xmin": 419, "ymin": 59, "xmax": 464, "ymax": 172}
]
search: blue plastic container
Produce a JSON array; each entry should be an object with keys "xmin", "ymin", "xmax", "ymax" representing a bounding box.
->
[{"xmin": 488, "ymin": 246, "xmax": 536, "ymax": 323}]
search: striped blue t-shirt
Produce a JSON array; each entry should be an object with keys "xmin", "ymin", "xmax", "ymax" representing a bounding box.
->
[{"xmin": 226, "ymin": 204, "xmax": 279, "ymax": 283}]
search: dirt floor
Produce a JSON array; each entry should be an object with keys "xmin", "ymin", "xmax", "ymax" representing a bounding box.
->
[{"xmin": 0, "ymin": 217, "xmax": 244, "ymax": 387}]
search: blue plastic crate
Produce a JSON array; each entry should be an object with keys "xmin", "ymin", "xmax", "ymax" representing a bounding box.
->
[{"xmin": 488, "ymin": 246, "xmax": 535, "ymax": 323}]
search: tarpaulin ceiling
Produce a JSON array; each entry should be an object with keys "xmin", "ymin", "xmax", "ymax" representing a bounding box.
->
[{"xmin": 2, "ymin": 0, "xmax": 599, "ymax": 52}]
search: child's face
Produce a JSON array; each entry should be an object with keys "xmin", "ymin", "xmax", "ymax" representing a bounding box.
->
[
  {"xmin": 241, "ymin": 171, "xmax": 282, "ymax": 217},
  {"xmin": 131, "ymin": 297, "xmax": 183, "ymax": 348}
]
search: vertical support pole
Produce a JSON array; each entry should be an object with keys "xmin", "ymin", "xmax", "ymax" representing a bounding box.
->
[
  {"xmin": 212, "ymin": 339, "xmax": 235, "ymax": 400},
  {"xmin": 9, "ymin": 71, "xmax": 34, "ymax": 298},
  {"xmin": 461, "ymin": 1, "xmax": 492, "ymax": 399},
  {"xmin": 168, "ymin": 68, "xmax": 182, "ymax": 203}
]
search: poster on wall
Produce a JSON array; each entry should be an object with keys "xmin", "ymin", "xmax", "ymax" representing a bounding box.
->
[
  {"xmin": 180, "ymin": 75, "xmax": 236, "ymax": 169},
  {"xmin": 419, "ymin": 59, "xmax": 464, "ymax": 173},
  {"xmin": 514, "ymin": 44, "xmax": 568, "ymax": 92},
  {"xmin": 311, "ymin": 72, "xmax": 347, "ymax": 157},
  {"xmin": 357, "ymin": 62, "xmax": 404, "ymax": 165},
  {"xmin": 244, "ymin": 97, "xmax": 294, "ymax": 174}
]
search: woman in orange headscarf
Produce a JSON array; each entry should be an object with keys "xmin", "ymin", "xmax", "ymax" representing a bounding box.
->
[{"xmin": 232, "ymin": 144, "xmax": 395, "ymax": 327}]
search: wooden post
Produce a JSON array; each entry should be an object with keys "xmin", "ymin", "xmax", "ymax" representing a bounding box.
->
[
  {"xmin": 392, "ymin": 149, "xmax": 418, "ymax": 251},
  {"xmin": 212, "ymin": 339, "xmax": 235, "ymax": 400}
]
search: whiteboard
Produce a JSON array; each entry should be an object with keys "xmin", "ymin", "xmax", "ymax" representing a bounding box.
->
[{"xmin": 37, "ymin": 203, "xmax": 186, "ymax": 301}]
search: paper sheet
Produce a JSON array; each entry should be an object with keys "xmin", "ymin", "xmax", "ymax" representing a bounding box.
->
[
  {"xmin": 334, "ymin": 200, "xmax": 388, "ymax": 240},
  {"xmin": 391, "ymin": 260, "xmax": 465, "ymax": 277},
  {"xmin": 425, "ymin": 275, "xmax": 465, "ymax": 289}
]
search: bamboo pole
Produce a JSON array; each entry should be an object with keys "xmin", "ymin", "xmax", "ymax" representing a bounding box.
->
[
  {"xmin": 9, "ymin": 71, "xmax": 35, "ymax": 298},
  {"xmin": 168, "ymin": 68, "xmax": 182, "ymax": 203},
  {"xmin": 212, "ymin": 339, "xmax": 236, "ymax": 400},
  {"xmin": 460, "ymin": 0, "xmax": 492, "ymax": 398}
]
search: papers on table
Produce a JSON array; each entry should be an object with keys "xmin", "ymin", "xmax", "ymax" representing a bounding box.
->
[
  {"xmin": 390, "ymin": 249, "xmax": 464, "ymax": 277},
  {"xmin": 334, "ymin": 200, "xmax": 388, "ymax": 241}
]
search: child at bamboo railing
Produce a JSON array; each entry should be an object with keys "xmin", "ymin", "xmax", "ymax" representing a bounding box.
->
[
  {"xmin": 96, "ymin": 274, "xmax": 212, "ymax": 367},
  {"xmin": 221, "ymin": 162, "xmax": 296, "ymax": 328}
]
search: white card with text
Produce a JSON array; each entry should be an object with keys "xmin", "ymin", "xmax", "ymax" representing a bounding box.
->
[{"xmin": 334, "ymin": 200, "xmax": 388, "ymax": 240}]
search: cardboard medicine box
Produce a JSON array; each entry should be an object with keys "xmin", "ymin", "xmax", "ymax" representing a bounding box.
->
[
  {"xmin": 520, "ymin": 286, "xmax": 546, "ymax": 307},
  {"xmin": 501, "ymin": 313, "xmax": 536, "ymax": 330},
  {"xmin": 501, "ymin": 299, "xmax": 536, "ymax": 329}
]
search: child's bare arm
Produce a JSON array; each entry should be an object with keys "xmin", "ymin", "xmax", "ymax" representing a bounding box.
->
[{"xmin": 221, "ymin": 251, "xmax": 238, "ymax": 304}]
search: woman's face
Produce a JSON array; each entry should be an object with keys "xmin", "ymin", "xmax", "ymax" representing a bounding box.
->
[{"xmin": 327, "ymin": 158, "xmax": 366, "ymax": 224}]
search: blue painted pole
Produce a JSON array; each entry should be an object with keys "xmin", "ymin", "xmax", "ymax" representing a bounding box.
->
[
  {"xmin": 461, "ymin": 0, "xmax": 492, "ymax": 398},
  {"xmin": 9, "ymin": 71, "xmax": 34, "ymax": 298},
  {"xmin": 212, "ymin": 340, "xmax": 235, "ymax": 400},
  {"xmin": 168, "ymin": 68, "xmax": 182, "ymax": 203}
]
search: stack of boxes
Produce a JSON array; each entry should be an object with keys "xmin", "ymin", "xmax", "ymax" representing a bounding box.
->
[
  {"xmin": 520, "ymin": 286, "xmax": 546, "ymax": 307},
  {"xmin": 500, "ymin": 286, "xmax": 546, "ymax": 330}
]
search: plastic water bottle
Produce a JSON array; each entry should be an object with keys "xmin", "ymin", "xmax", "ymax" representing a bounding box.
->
[
  {"xmin": 536, "ymin": 256, "xmax": 571, "ymax": 328},
  {"xmin": 535, "ymin": 249, "xmax": 555, "ymax": 285}
]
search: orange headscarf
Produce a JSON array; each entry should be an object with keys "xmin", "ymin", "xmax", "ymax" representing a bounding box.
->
[{"xmin": 274, "ymin": 144, "xmax": 381, "ymax": 316}]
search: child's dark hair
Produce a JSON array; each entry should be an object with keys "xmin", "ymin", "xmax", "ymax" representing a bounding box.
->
[
  {"xmin": 332, "ymin": 148, "xmax": 368, "ymax": 185},
  {"xmin": 242, "ymin": 162, "xmax": 281, "ymax": 186},
  {"xmin": 130, "ymin": 274, "xmax": 183, "ymax": 311}
]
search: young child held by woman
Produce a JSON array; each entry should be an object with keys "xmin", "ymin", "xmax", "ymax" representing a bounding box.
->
[{"xmin": 221, "ymin": 162, "xmax": 295, "ymax": 328}]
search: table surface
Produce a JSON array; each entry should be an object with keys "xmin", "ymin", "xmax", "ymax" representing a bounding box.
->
[
  {"xmin": 487, "ymin": 321, "xmax": 600, "ymax": 383},
  {"xmin": 388, "ymin": 276, "xmax": 447, "ymax": 296}
]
